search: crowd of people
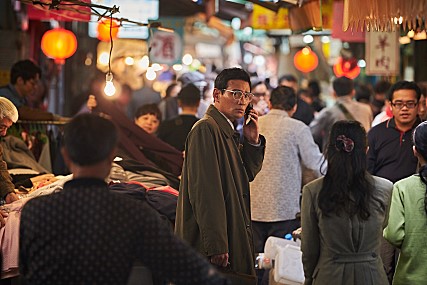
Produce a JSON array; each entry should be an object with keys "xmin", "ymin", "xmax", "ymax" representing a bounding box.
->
[{"xmin": 0, "ymin": 59, "xmax": 427, "ymax": 285}]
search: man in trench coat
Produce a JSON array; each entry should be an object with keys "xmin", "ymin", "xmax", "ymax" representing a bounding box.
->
[{"xmin": 175, "ymin": 68, "xmax": 265, "ymax": 278}]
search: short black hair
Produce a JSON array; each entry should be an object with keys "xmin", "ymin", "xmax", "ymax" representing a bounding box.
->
[
  {"xmin": 63, "ymin": 114, "xmax": 118, "ymax": 166},
  {"xmin": 134, "ymin": 104, "xmax": 162, "ymax": 120},
  {"xmin": 355, "ymin": 84, "xmax": 373, "ymax": 103},
  {"xmin": 374, "ymin": 80, "xmax": 392, "ymax": 94},
  {"xmin": 10, "ymin": 59, "xmax": 41, "ymax": 84},
  {"xmin": 387, "ymin": 81, "xmax": 422, "ymax": 102},
  {"xmin": 278, "ymin": 74, "xmax": 297, "ymax": 84},
  {"xmin": 333, "ymin": 76, "xmax": 354, "ymax": 97},
  {"xmin": 270, "ymin": 86, "xmax": 297, "ymax": 111},
  {"xmin": 214, "ymin": 68, "xmax": 251, "ymax": 91},
  {"xmin": 177, "ymin": 83, "xmax": 200, "ymax": 107},
  {"xmin": 251, "ymin": 80, "xmax": 266, "ymax": 90}
]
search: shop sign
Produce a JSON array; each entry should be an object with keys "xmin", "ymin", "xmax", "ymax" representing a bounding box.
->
[
  {"xmin": 27, "ymin": 1, "xmax": 90, "ymax": 22},
  {"xmin": 366, "ymin": 31, "xmax": 399, "ymax": 76},
  {"xmin": 149, "ymin": 31, "xmax": 183, "ymax": 65},
  {"xmin": 251, "ymin": 5, "xmax": 289, "ymax": 30}
]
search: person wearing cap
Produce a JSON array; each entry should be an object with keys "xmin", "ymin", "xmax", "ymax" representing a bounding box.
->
[
  {"xmin": 177, "ymin": 71, "xmax": 211, "ymax": 118},
  {"xmin": 0, "ymin": 97, "xmax": 20, "ymax": 205},
  {"xmin": 157, "ymin": 83, "xmax": 200, "ymax": 152}
]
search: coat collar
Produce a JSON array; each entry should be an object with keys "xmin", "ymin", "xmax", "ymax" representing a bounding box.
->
[{"xmin": 205, "ymin": 105, "xmax": 235, "ymax": 138}]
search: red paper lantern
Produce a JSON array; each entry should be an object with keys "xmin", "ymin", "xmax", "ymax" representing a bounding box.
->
[
  {"xmin": 333, "ymin": 57, "xmax": 361, "ymax": 79},
  {"xmin": 294, "ymin": 47, "xmax": 318, "ymax": 73},
  {"xmin": 41, "ymin": 28, "xmax": 77, "ymax": 65},
  {"xmin": 97, "ymin": 18, "xmax": 119, "ymax": 42}
]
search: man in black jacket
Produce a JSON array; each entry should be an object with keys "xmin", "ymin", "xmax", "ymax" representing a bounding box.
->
[{"xmin": 19, "ymin": 113, "xmax": 228, "ymax": 285}]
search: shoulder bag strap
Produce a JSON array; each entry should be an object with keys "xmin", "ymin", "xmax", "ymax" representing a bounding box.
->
[{"xmin": 336, "ymin": 102, "xmax": 355, "ymax": 121}]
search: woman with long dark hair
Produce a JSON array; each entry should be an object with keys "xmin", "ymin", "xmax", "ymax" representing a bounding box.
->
[
  {"xmin": 384, "ymin": 121, "xmax": 427, "ymax": 284},
  {"xmin": 301, "ymin": 120, "xmax": 392, "ymax": 285}
]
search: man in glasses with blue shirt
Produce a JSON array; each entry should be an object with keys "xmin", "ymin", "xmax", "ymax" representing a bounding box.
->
[
  {"xmin": 367, "ymin": 80, "xmax": 422, "ymax": 283},
  {"xmin": 176, "ymin": 68, "xmax": 266, "ymax": 283}
]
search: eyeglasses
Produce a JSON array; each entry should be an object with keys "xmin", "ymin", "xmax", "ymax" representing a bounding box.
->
[
  {"xmin": 222, "ymin": 89, "xmax": 253, "ymax": 102},
  {"xmin": 391, "ymin": 101, "xmax": 418, "ymax": 109}
]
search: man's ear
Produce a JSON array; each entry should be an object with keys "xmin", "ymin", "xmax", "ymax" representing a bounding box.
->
[{"xmin": 213, "ymin": 88, "xmax": 221, "ymax": 103}]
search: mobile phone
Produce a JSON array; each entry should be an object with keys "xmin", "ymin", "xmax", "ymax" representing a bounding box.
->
[{"xmin": 245, "ymin": 103, "xmax": 253, "ymax": 125}]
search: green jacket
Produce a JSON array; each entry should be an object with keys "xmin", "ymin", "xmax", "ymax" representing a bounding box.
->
[
  {"xmin": 175, "ymin": 105, "xmax": 265, "ymax": 276},
  {"xmin": 384, "ymin": 175, "xmax": 427, "ymax": 285}
]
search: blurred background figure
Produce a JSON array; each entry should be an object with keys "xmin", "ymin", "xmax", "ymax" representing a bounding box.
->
[
  {"xmin": 417, "ymin": 83, "xmax": 427, "ymax": 121},
  {"xmin": 27, "ymin": 79, "xmax": 48, "ymax": 111},
  {"xmin": 279, "ymin": 74, "xmax": 314, "ymax": 125},
  {"xmin": 251, "ymin": 80, "xmax": 270, "ymax": 116},
  {"xmin": 128, "ymin": 72, "xmax": 161, "ymax": 119},
  {"xmin": 177, "ymin": 71, "xmax": 210, "ymax": 119},
  {"xmin": 355, "ymin": 83, "xmax": 373, "ymax": 106},
  {"xmin": 158, "ymin": 82, "xmax": 181, "ymax": 121},
  {"xmin": 115, "ymin": 84, "xmax": 133, "ymax": 114},
  {"xmin": 0, "ymin": 59, "xmax": 41, "ymax": 108},
  {"xmin": 298, "ymin": 89, "xmax": 313, "ymax": 105},
  {"xmin": 308, "ymin": 80, "xmax": 325, "ymax": 113},
  {"xmin": 157, "ymin": 83, "xmax": 200, "ymax": 152},
  {"xmin": 372, "ymin": 80, "xmax": 392, "ymax": 118},
  {"xmin": 134, "ymin": 104, "xmax": 162, "ymax": 135},
  {"xmin": 310, "ymin": 76, "xmax": 373, "ymax": 152}
]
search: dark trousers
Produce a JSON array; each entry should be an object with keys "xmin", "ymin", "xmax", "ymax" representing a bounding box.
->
[{"xmin": 252, "ymin": 219, "xmax": 301, "ymax": 254}]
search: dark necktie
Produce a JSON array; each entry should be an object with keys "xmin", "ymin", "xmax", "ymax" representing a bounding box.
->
[{"xmin": 232, "ymin": 131, "xmax": 241, "ymax": 147}]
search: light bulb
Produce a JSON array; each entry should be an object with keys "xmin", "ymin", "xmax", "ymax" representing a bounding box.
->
[
  {"xmin": 104, "ymin": 81, "xmax": 116, "ymax": 96},
  {"xmin": 182, "ymin": 54, "xmax": 193, "ymax": 65},
  {"xmin": 146, "ymin": 67, "xmax": 156, "ymax": 81},
  {"xmin": 104, "ymin": 73, "xmax": 116, "ymax": 96}
]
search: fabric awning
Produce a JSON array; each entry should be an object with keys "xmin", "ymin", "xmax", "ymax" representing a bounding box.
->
[{"xmin": 343, "ymin": 0, "xmax": 427, "ymax": 32}]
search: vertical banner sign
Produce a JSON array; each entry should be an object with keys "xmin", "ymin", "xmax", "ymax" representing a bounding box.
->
[{"xmin": 366, "ymin": 31, "xmax": 400, "ymax": 76}]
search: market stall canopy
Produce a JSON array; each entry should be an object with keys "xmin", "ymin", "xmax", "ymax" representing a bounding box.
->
[{"xmin": 343, "ymin": 0, "xmax": 427, "ymax": 32}]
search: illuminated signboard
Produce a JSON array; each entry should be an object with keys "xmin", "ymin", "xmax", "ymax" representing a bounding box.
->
[{"xmin": 88, "ymin": 0, "xmax": 159, "ymax": 40}]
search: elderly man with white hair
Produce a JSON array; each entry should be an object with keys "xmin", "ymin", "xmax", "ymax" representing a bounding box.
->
[{"xmin": 0, "ymin": 97, "xmax": 20, "ymax": 226}]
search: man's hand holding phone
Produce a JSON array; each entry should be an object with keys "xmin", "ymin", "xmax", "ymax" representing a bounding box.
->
[
  {"xmin": 245, "ymin": 103, "xmax": 253, "ymax": 125},
  {"xmin": 243, "ymin": 103, "xmax": 260, "ymax": 145}
]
